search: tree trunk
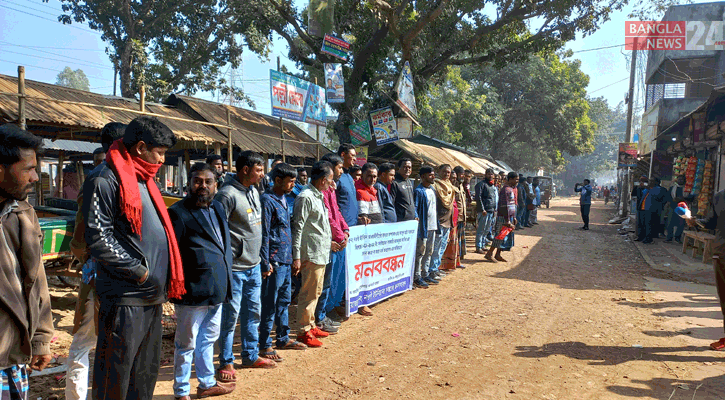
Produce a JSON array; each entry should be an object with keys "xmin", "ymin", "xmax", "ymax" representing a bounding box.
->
[
  {"xmin": 119, "ymin": 43, "xmax": 135, "ymax": 98},
  {"xmin": 334, "ymin": 107, "xmax": 353, "ymax": 144}
]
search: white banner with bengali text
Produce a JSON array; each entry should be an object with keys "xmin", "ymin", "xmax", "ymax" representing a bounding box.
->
[{"xmin": 345, "ymin": 220, "xmax": 418, "ymax": 316}]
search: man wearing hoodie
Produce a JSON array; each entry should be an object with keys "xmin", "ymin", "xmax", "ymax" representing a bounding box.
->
[
  {"xmin": 0, "ymin": 125, "xmax": 53, "ymax": 400},
  {"xmin": 84, "ymin": 116, "xmax": 185, "ymax": 400},
  {"xmin": 216, "ymin": 151, "xmax": 276, "ymax": 383}
]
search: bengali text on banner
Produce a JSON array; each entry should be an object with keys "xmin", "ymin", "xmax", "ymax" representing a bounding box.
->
[{"xmin": 345, "ymin": 220, "xmax": 418, "ymax": 316}]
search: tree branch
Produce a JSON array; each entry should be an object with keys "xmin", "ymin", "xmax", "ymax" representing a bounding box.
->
[{"xmin": 268, "ymin": 0, "xmax": 318, "ymax": 51}]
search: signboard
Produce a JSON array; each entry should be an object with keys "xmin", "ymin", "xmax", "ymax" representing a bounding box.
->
[
  {"xmin": 303, "ymin": 83, "xmax": 326, "ymax": 125},
  {"xmin": 324, "ymin": 63, "xmax": 345, "ymax": 104},
  {"xmin": 639, "ymin": 104, "xmax": 659, "ymax": 155},
  {"xmin": 618, "ymin": 143, "xmax": 638, "ymax": 168},
  {"xmin": 321, "ymin": 34, "xmax": 351, "ymax": 61},
  {"xmin": 355, "ymin": 146, "xmax": 368, "ymax": 167},
  {"xmin": 345, "ymin": 220, "xmax": 418, "ymax": 316},
  {"xmin": 370, "ymin": 107, "xmax": 398, "ymax": 145},
  {"xmin": 395, "ymin": 61, "xmax": 418, "ymax": 119},
  {"xmin": 397, "ymin": 117, "xmax": 413, "ymax": 139},
  {"xmin": 349, "ymin": 120, "xmax": 371, "ymax": 146},
  {"xmin": 270, "ymin": 70, "xmax": 309, "ymax": 122}
]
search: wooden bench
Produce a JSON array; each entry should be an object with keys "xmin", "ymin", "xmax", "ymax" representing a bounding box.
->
[{"xmin": 682, "ymin": 231, "xmax": 716, "ymax": 263}]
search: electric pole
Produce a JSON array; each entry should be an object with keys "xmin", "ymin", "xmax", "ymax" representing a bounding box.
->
[{"xmin": 618, "ymin": 38, "xmax": 638, "ymax": 220}]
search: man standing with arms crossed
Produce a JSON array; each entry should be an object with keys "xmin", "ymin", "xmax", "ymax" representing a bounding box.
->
[
  {"xmin": 85, "ymin": 116, "xmax": 186, "ymax": 400},
  {"xmin": 216, "ymin": 151, "xmax": 276, "ymax": 382},
  {"xmin": 0, "ymin": 124, "xmax": 53, "ymax": 400}
]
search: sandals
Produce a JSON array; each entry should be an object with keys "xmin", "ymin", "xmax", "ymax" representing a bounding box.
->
[
  {"xmin": 215, "ymin": 366, "xmax": 236, "ymax": 383},
  {"xmin": 710, "ymin": 337, "xmax": 725, "ymax": 350},
  {"xmin": 358, "ymin": 306, "xmax": 373, "ymax": 316},
  {"xmin": 277, "ymin": 340, "xmax": 307, "ymax": 350},
  {"xmin": 259, "ymin": 349, "xmax": 284, "ymax": 362}
]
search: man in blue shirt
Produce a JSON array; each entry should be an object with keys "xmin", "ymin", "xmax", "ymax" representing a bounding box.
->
[
  {"xmin": 574, "ymin": 179, "xmax": 592, "ymax": 230},
  {"xmin": 637, "ymin": 177, "xmax": 669, "ymax": 244},
  {"xmin": 375, "ymin": 163, "xmax": 397, "ymax": 223}
]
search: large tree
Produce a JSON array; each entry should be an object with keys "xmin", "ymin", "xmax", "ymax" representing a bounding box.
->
[
  {"xmin": 49, "ymin": 0, "xmax": 270, "ymax": 101},
  {"xmin": 420, "ymin": 53, "xmax": 596, "ymax": 172},
  {"xmin": 56, "ymin": 67, "xmax": 90, "ymax": 91},
  {"xmin": 249, "ymin": 0, "xmax": 625, "ymax": 143}
]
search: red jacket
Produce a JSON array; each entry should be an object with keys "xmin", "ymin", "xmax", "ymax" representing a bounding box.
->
[{"xmin": 323, "ymin": 184, "xmax": 349, "ymax": 243}]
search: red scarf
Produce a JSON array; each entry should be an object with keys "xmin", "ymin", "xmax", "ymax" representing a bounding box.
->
[
  {"xmin": 355, "ymin": 178, "xmax": 377, "ymax": 201},
  {"xmin": 106, "ymin": 140, "xmax": 186, "ymax": 299}
]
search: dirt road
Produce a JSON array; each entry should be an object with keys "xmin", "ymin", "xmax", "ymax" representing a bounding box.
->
[{"xmin": 34, "ymin": 197, "xmax": 725, "ymax": 399}]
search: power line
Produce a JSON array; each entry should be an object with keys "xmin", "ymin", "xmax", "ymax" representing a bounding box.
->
[
  {"xmin": 0, "ymin": 2, "xmax": 102, "ymax": 35},
  {"xmin": 4, "ymin": 0, "xmax": 58, "ymax": 17},
  {"xmin": 0, "ymin": 40, "xmax": 106, "ymax": 52},
  {"xmin": 589, "ymin": 77, "xmax": 629, "ymax": 94},
  {"xmin": 572, "ymin": 44, "xmax": 625, "ymax": 54},
  {"xmin": 0, "ymin": 59, "xmax": 114, "ymax": 82},
  {"xmin": 0, "ymin": 46, "xmax": 112, "ymax": 70}
]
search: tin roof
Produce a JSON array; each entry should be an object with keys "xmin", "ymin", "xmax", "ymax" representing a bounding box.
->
[
  {"xmin": 42, "ymin": 138, "xmax": 99, "ymax": 154},
  {"xmin": 0, "ymin": 74, "xmax": 226, "ymax": 147},
  {"xmin": 167, "ymin": 94, "xmax": 327, "ymax": 159}
]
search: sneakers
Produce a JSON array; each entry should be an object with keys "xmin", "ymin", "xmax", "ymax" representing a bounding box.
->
[
  {"xmin": 197, "ymin": 382, "xmax": 236, "ymax": 398},
  {"xmin": 310, "ymin": 327, "xmax": 330, "ymax": 338},
  {"xmin": 297, "ymin": 330, "xmax": 323, "ymax": 347},
  {"xmin": 317, "ymin": 318, "xmax": 339, "ymax": 334},
  {"xmin": 328, "ymin": 310, "xmax": 348, "ymax": 323},
  {"xmin": 413, "ymin": 279, "xmax": 429, "ymax": 289},
  {"xmin": 320, "ymin": 316, "xmax": 341, "ymax": 327}
]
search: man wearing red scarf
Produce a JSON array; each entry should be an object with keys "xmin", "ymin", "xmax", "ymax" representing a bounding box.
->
[{"xmin": 82, "ymin": 116, "xmax": 183, "ymax": 400}]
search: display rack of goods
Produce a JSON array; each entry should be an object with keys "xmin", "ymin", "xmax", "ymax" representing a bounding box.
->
[
  {"xmin": 673, "ymin": 156, "xmax": 687, "ymax": 176},
  {"xmin": 697, "ymin": 161, "xmax": 715, "ymax": 216},
  {"xmin": 684, "ymin": 156, "xmax": 698, "ymax": 193}
]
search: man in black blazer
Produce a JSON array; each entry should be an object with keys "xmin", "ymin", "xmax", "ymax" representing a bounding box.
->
[{"xmin": 168, "ymin": 162, "xmax": 235, "ymax": 400}]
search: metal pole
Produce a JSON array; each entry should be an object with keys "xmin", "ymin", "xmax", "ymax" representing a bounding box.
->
[
  {"xmin": 277, "ymin": 56, "xmax": 286, "ymax": 162},
  {"xmin": 140, "ymin": 84, "xmax": 146, "ymax": 113},
  {"xmin": 113, "ymin": 65, "xmax": 117, "ymax": 96},
  {"xmin": 619, "ymin": 38, "xmax": 638, "ymax": 219},
  {"xmin": 227, "ymin": 108, "xmax": 233, "ymax": 171},
  {"xmin": 17, "ymin": 66, "xmax": 26, "ymax": 130},
  {"xmin": 58, "ymin": 151, "xmax": 65, "ymax": 198}
]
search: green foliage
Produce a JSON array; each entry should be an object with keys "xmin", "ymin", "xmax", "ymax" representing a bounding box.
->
[
  {"xmin": 248, "ymin": 0, "xmax": 625, "ymax": 143},
  {"xmin": 49, "ymin": 0, "xmax": 271, "ymax": 101},
  {"xmin": 557, "ymin": 98, "xmax": 628, "ymax": 187},
  {"xmin": 55, "ymin": 67, "xmax": 90, "ymax": 91},
  {"xmin": 420, "ymin": 53, "xmax": 596, "ymax": 172}
]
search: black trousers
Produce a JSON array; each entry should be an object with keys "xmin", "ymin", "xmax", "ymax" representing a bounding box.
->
[
  {"xmin": 93, "ymin": 302, "xmax": 163, "ymax": 400},
  {"xmin": 636, "ymin": 210, "xmax": 646, "ymax": 240},
  {"xmin": 580, "ymin": 204, "xmax": 591, "ymax": 228}
]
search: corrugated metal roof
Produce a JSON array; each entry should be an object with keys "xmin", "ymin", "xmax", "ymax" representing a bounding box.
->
[
  {"xmin": 167, "ymin": 94, "xmax": 326, "ymax": 159},
  {"xmin": 42, "ymin": 139, "xmax": 98, "ymax": 154},
  {"xmin": 370, "ymin": 139, "xmax": 505, "ymax": 174},
  {"xmin": 0, "ymin": 74, "xmax": 226, "ymax": 146}
]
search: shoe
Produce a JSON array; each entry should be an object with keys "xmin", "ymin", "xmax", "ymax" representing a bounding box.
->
[
  {"xmin": 675, "ymin": 238, "xmax": 682, "ymax": 244},
  {"xmin": 423, "ymin": 277, "xmax": 439, "ymax": 285},
  {"xmin": 321, "ymin": 316, "xmax": 341, "ymax": 327},
  {"xmin": 332, "ymin": 306, "xmax": 350, "ymax": 322},
  {"xmin": 642, "ymin": 240, "xmax": 653, "ymax": 244},
  {"xmin": 297, "ymin": 330, "xmax": 323, "ymax": 347},
  {"xmin": 664, "ymin": 239, "xmax": 673, "ymax": 243},
  {"xmin": 310, "ymin": 327, "xmax": 330, "ymax": 338},
  {"xmin": 414, "ymin": 279, "xmax": 429, "ymax": 288},
  {"xmin": 317, "ymin": 319, "xmax": 339, "ymax": 334},
  {"xmin": 456, "ymin": 264, "xmax": 466, "ymax": 269},
  {"xmin": 328, "ymin": 310, "xmax": 348, "ymax": 323},
  {"xmin": 197, "ymin": 383, "xmax": 236, "ymax": 398},
  {"xmin": 175, "ymin": 396, "xmax": 191, "ymax": 400}
]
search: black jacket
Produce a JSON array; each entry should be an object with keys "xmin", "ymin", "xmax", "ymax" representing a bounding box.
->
[
  {"xmin": 82, "ymin": 163, "xmax": 169, "ymax": 306},
  {"xmin": 478, "ymin": 180, "xmax": 497, "ymax": 212},
  {"xmin": 375, "ymin": 182, "xmax": 397, "ymax": 223},
  {"xmin": 390, "ymin": 174, "xmax": 417, "ymax": 221},
  {"xmin": 168, "ymin": 198, "xmax": 233, "ymax": 306}
]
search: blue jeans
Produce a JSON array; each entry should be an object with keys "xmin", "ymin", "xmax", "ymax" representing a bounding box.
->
[
  {"xmin": 666, "ymin": 208, "xmax": 684, "ymax": 240},
  {"xmin": 429, "ymin": 226, "xmax": 451, "ymax": 275},
  {"xmin": 328, "ymin": 250, "xmax": 347, "ymax": 311},
  {"xmin": 476, "ymin": 212, "xmax": 495, "ymax": 249},
  {"xmin": 416, "ymin": 231, "xmax": 436, "ymax": 280},
  {"xmin": 260, "ymin": 264, "xmax": 291, "ymax": 349},
  {"xmin": 517, "ymin": 205, "xmax": 526, "ymax": 227},
  {"xmin": 173, "ymin": 304, "xmax": 222, "ymax": 397},
  {"xmin": 218, "ymin": 266, "xmax": 262, "ymax": 367}
]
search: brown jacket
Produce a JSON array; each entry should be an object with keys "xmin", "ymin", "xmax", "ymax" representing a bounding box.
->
[{"xmin": 0, "ymin": 197, "xmax": 54, "ymax": 367}]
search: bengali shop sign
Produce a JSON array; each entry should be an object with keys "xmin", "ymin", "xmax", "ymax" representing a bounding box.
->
[
  {"xmin": 345, "ymin": 220, "xmax": 418, "ymax": 316},
  {"xmin": 270, "ymin": 70, "xmax": 310, "ymax": 122},
  {"xmin": 349, "ymin": 119, "xmax": 371, "ymax": 145},
  {"xmin": 370, "ymin": 107, "xmax": 398, "ymax": 145},
  {"xmin": 321, "ymin": 34, "xmax": 351, "ymax": 61},
  {"xmin": 303, "ymin": 83, "xmax": 327, "ymax": 125}
]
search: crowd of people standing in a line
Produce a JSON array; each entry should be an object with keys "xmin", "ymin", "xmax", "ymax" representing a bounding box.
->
[{"xmin": 0, "ymin": 117, "xmax": 546, "ymax": 400}]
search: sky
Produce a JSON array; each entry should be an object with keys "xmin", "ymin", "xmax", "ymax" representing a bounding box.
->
[{"xmin": 0, "ymin": 0, "xmax": 707, "ymax": 131}]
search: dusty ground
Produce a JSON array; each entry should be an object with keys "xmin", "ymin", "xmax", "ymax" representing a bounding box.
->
[{"xmin": 32, "ymin": 197, "xmax": 725, "ymax": 399}]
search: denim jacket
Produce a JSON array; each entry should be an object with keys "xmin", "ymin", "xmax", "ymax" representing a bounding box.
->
[
  {"xmin": 260, "ymin": 192, "xmax": 292, "ymax": 272},
  {"xmin": 414, "ymin": 184, "xmax": 430, "ymax": 240}
]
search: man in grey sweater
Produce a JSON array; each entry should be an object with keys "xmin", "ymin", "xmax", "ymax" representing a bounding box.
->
[{"xmin": 216, "ymin": 151, "xmax": 276, "ymax": 381}]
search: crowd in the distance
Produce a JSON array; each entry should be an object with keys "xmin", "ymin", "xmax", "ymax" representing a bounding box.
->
[{"xmin": 0, "ymin": 116, "xmax": 545, "ymax": 400}]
